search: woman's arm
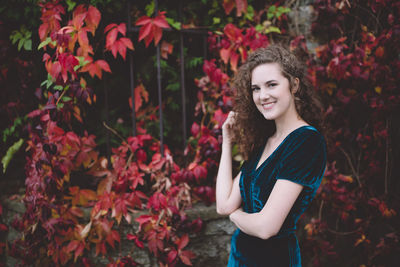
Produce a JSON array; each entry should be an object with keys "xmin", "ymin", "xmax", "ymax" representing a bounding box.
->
[
  {"xmin": 215, "ymin": 111, "xmax": 242, "ymax": 215},
  {"xmin": 229, "ymin": 179, "xmax": 303, "ymax": 239}
]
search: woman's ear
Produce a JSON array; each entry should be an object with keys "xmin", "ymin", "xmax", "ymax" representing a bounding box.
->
[{"xmin": 292, "ymin": 78, "xmax": 300, "ymax": 94}]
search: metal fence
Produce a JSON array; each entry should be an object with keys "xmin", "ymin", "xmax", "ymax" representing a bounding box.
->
[{"xmin": 123, "ymin": 0, "xmax": 209, "ymax": 156}]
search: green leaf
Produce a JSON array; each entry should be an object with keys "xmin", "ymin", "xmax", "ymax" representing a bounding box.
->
[
  {"xmin": 244, "ymin": 5, "xmax": 254, "ymax": 21},
  {"xmin": 145, "ymin": 1, "xmax": 155, "ymax": 16},
  {"xmin": 166, "ymin": 82, "xmax": 180, "ymax": 92},
  {"xmin": 255, "ymin": 24, "xmax": 264, "ymax": 33},
  {"xmin": 38, "ymin": 37, "xmax": 55, "ymax": 50},
  {"xmin": 74, "ymin": 56, "xmax": 90, "ymax": 71},
  {"xmin": 187, "ymin": 57, "xmax": 203, "ymax": 69},
  {"xmin": 166, "ymin": 17, "xmax": 181, "ymax": 30},
  {"xmin": 2, "ymin": 139, "xmax": 24, "ymax": 173},
  {"xmin": 62, "ymin": 96, "xmax": 72, "ymax": 102},
  {"xmin": 265, "ymin": 26, "xmax": 281, "ymax": 34},
  {"xmin": 54, "ymin": 85, "xmax": 64, "ymax": 91},
  {"xmin": 66, "ymin": 0, "xmax": 77, "ymax": 11},
  {"xmin": 18, "ymin": 40, "xmax": 24, "ymax": 51},
  {"xmin": 213, "ymin": 17, "xmax": 221, "ymax": 24},
  {"xmin": 24, "ymin": 39, "xmax": 32, "ymax": 51}
]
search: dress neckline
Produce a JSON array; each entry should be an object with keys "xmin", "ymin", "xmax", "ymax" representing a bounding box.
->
[{"xmin": 253, "ymin": 125, "xmax": 314, "ymax": 173}]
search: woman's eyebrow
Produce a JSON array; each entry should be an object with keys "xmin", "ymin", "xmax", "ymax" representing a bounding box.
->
[
  {"xmin": 251, "ymin": 80, "xmax": 277, "ymax": 87},
  {"xmin": 265, "ymin": 80, "xmax": 278, "ymax": 84}
]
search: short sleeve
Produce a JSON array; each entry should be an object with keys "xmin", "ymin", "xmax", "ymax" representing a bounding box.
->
[{"xmin": 276, "ymin": 129, "xmax": 327, "ymax": 188}]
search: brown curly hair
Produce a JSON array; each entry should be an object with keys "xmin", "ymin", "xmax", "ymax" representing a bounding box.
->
[{"xmin": 231, "ymin": 44, "xmax": 325, "ymax": 160}]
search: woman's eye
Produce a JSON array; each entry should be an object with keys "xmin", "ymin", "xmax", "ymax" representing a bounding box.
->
[
  {"xmin": 251, "ymin": 87, "xmax": 260, "ymax": 91},
  {"xmin": 268, "ymin": 83, "xmax": 277, "ymax": 88}
]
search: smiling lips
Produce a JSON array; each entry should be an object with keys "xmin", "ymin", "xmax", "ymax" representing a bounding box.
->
[{"xmin": 261, "ymin": 101, "xmax": 276, "ymax": 110}]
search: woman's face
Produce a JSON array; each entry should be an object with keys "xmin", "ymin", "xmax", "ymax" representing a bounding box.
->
[{"xmin": 251, "ymin": 63, "xmax": 297, "ymax": 122}]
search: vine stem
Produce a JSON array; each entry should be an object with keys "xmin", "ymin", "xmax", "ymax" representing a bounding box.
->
[
  {"xmin": 318, "ymin": 200, "xmax": 324, "ymax": 221},
  {"xmin": 55, "ymin": 88, "xmax": 67, "ymax": 106},
  {"xmin": 339, "ymin": 146, "xmax": 361, "ymax": 187},
  {"xmin": 384, "ymin": 118, "xmax": 390, "ymax": 195}
]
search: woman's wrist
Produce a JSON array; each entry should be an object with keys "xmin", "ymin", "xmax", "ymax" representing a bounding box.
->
[{"xmin": 222, "ymin": 141, "xmax": 232, "ymax": 151}]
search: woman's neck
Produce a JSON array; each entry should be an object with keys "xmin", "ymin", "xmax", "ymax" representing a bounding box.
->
[{"xmin": 273, "ymin": 111, "xmax": 307, "ymax": 140}]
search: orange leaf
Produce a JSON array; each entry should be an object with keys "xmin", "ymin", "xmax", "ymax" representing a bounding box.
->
[
  {"xmin": 235, "ymin": 0, "xmax": 248, "ymax": 17},
  {"xmin": 223, "ymin": 0, "xmax": 235, "ymax": 15},
  {"xmin": 120, "ymin": 37, "xmax": 134, "ymax": 50},
  {"xmin": 177, "ymin": 234, "xmax": 189, "ymax": 250},
  {"xmin": 117, "ymin": 23, "xmax": 126, "ymax": 35},
  {"xmin": 161, "ymin": 41, "xmax": 173, "ymax": 59},
  {"xmin": 106, "ymin": 28, "xmax": 118, "ymax": 48},
  {"xmin": 86, "ymin": 6, "xmax": 101, "ymax": 34},
  {"xmin": 220, "ymin": 48, "xmax": 230, "ymax": 64},
  {"xmin": 72, "ymin": 13, "xmax": 86, "ymax": 31},
  {"xmin": 96, "ymin": 60, "xmax": 111, "ymax": 73}
]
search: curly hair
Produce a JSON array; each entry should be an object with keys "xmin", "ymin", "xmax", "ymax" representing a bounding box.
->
[{"xmin": 231, "ymin": 44, "xmax": 325, "ymax": 160}]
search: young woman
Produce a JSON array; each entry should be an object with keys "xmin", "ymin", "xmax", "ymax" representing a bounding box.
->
[{"xmin": 216, "ymin": 45, "xmax": 327, "ymax": 267}]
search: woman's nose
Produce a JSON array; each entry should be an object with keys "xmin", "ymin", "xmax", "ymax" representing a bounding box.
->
[{"xmin": 259, "ymin": 88, "xmax": 270, "ymax": 100}]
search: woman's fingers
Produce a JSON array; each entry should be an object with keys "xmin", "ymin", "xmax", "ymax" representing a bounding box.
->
[{"xmin": 224, "ymin": 111, "xmax": 236, "ymax": 127}]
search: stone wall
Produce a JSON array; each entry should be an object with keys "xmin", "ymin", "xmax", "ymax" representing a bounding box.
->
[{"xmin": 2, "ymin": 198, "xmax": 235, "ymax": 267}]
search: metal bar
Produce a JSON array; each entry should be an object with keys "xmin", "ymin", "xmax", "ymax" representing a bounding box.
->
[
  {"xmin": 128, "ymin": 0, "xmax": 136, "ymax": 136},
  {"xmin": 179, "ymin": 0, "xmax": 187, "ymax": 150},
  {"xmin": 127, "ymin": 26, "xmax": 209, "ymax": 34},
  {"xmin": 103, "ymin": 78, "xmax": 111, "ymax": 165},
  {"xmin": 156, "ymin": 44, "xmax": 164, "ymax": 156},
  {"xmin": 129, "ymin": 52, "xmax": 136, "ymax": 136},
  {"xmin": 203, "ymin": 33, "xmax": 208, "ymax": 60},
  {"xmin": 179, "ymin": 29, "xmax": 187, "ymax": 150},
  {"xmin": 155, "ymin": 0, "xmax": 164, "ymax": 156}
]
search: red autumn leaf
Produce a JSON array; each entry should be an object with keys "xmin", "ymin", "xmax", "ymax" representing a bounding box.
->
[
  {"xmin": 177, "ymin": 234, "xmax": 189, "ymax": 250},
  {"xmin": 223, "ymin": 0, "xmax": 247, "ymax": 17},
  {"xmin": 0, "ymin": 224, "xmax": 8, "ymax": 232},
  {"xmin": 66, "ymin": 240, "xmax": 80, "ymax": 253},
  {"xmin": 120, "ymin": 37, "xmax": 134, "ymax": 50},
  {"xmin": 223, "ymin": 0, "xmax": 235, "ymax": 15},
  {"xmin": 167, "ymin": 250, "xmax": 178, "ymax": 263},
  {"xmin": 135, "ymin": 215, "xmax": 153, "ymax": 227},
  {"xmin": 127, "ymin": 234, "xmax": 145, "ymax": 248},
  {"xmin": 193, "ymin": 164, "xmax": 207, "ymax": 182},
  {"xmin": 77, "ymin": 29, "xmax": 92, "ymax": 56},
  {"xmin": 179, "ymin": 250, "xmax": 195, "ymax": 266},
  {"xmin": 105, "ymin": 23, "xmax": 133, "ymax": 59},
  {"xmin": 74, "ymin": 242, "xmax": 85, "ymax": 261},
  {"xmin": 213, "ymin": 108, "xmax": 228, "ymax": 127},
  {"xmin": 106, "ymin": 230, "xmax": 120, "ymax": 248},
  {"xmin": 135, "ymin": 11, "xmax": 170, "ymax": 47},
  {"xmin": 147, "ymin": 192, "xmax": 167, "ymax": 211},
  {"xmin": 129, "ymin": 84, "xmax": 149, "ymax": 112},
  {"xmin": 235, "ymin": 0, "xmax": 248, "ymax": 16},
  {"xmin": 161, "ymin": 41, "xmax": 174, "ymax": 59},
  {"xmin": 86, "ymin": 5, "xmax": 101, "ymax": 34},
  {"xmin": 82, "ymin": 59, "xmax": 111, "ymax": 79},
  {"xmin": 191, "ymin": 122, "xmax": 200, "ymax": 137},
  {"xmin": 220, "ymin": 48, "xmax": 231, "ymax": 65},
  {"xmin": 72, "ymin": 13, "xmax": 86, "ymax": 31}
]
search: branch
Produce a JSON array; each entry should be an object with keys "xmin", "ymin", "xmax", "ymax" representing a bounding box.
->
[{"xmin": 339, "ymin": 146, "xmax": 362, "ymax": 187}]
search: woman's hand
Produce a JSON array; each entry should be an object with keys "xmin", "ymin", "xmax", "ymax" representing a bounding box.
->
[
  {"xmin": 229, "ymin": 207, "xmax": 243, "ymax": 221},
  {"xmin": 222, "ymin": 111, "xmax": 236, "ymax": 145}
]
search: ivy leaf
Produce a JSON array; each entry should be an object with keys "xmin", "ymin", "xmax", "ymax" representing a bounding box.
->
[
  {"xmin": 223, "ymin": 0, "xmax": 248, "ymax": 17},
  {"xmin": 136, "ymin": 11, "xmax": 170, "ymax": 47},
  {"xmin": 104, "ymin": 23, "xmax": 134, "ymax": 60},
  {"xmin": 2, "ymin": 139, "xmax": 24, "ymax": 173}
]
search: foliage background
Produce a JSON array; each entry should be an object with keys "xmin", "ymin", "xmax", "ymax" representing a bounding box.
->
[{"xmin": 0, "ymin": 0, "xmax": 399, "ymax": 266}]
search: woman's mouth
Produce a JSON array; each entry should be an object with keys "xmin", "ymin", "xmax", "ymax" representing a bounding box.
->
[{"xmin": 261, "ymin": 102, "xmax": 276, "ymax": 110}]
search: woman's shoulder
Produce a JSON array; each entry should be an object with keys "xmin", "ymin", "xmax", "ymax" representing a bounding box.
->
[
  {"xmin": 283, "ymin": 125, "xmax": 326, "ymax": 152},
  {"xmin": 289, "ymin": 125, "xmax": 324, "ymax": 142}
]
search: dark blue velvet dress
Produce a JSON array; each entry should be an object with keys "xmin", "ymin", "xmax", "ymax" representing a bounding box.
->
[{"xmin": 228, "ymin": 125, "xmax": 327, "ymax": 267}]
